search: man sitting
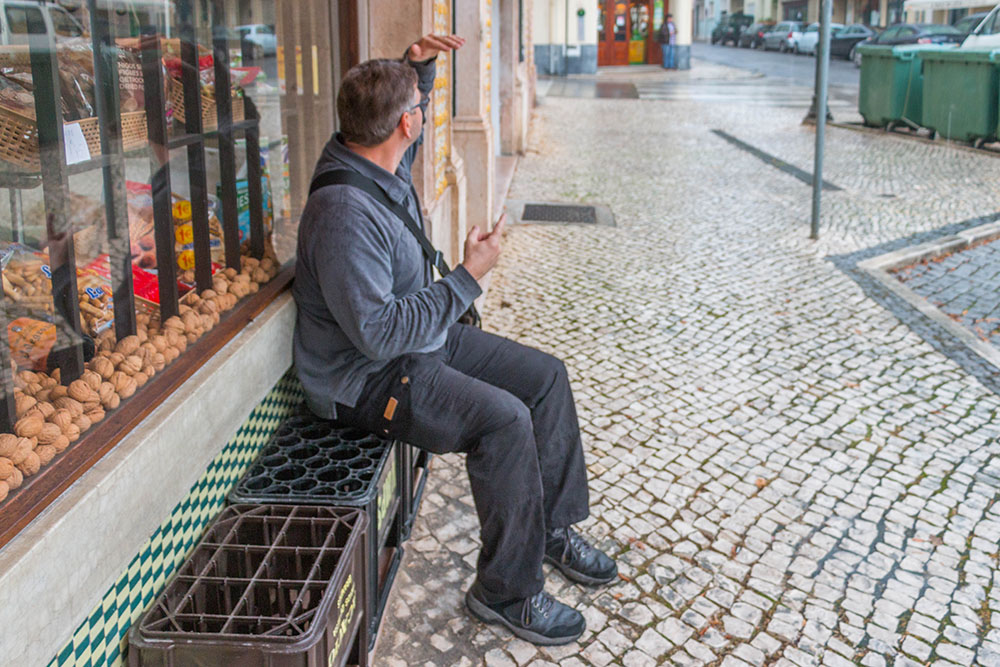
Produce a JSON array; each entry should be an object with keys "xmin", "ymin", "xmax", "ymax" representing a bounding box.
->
[{"xmin": 293, "ymin": 33, "xmax": 617, "ymax": 646}]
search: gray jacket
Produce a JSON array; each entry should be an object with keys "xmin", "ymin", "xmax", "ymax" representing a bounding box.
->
[{"xmin": 293, "ymin": 56, "xmax": 482, "ymax": 419}]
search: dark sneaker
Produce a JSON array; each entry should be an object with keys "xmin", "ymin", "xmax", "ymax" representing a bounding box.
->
[
  {"xmin": 545, "ymin": 527, "xmax": 618, "ymax": 586},
  {"xmin": 465, "ymin": 582, "xmax": 585, "ymax": 646}
]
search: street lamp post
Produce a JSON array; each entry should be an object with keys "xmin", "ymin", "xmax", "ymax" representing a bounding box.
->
[{"xmin": 810, "ymin": 0, "xmax": 832, "ymax": 240}]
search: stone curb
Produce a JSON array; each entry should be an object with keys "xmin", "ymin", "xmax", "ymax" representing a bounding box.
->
[{"xmin": 858, "ymin": 221, "xmax": 1000, "ymax": 370}]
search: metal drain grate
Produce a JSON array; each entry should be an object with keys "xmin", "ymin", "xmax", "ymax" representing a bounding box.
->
[{"xmin": 521, "ymin": 203, "xmax": 597, "ymax": 224}]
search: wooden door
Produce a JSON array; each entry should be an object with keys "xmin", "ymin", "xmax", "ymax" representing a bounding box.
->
[
  {"xmin": 599, "ymin": 0, "xmax": 631, "ymax": 65},
  {"xmin": 648, "ymin": 0, "xmax": 667, "ymax": 65}
]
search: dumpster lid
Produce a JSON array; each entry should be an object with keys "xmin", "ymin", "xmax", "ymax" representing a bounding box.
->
[
  {"xmin": 890, "ymin": 43, "xmax": 959, "ymax": 59},
  {"xmin": 920, "ymin": 47, "xmax": 1000, "ymax": 62}
]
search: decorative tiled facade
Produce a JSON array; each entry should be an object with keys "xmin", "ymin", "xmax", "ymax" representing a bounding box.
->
[
  {"xmin": 47, "ymin": 372, "xmax": 303, "ymax": 667},
  {"xmin": 433, "ymin": 1, "xmax": 451, "ymax": 197}
]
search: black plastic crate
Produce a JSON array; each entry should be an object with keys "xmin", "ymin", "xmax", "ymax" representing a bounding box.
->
[
  {"xmin": 399, "ymin": 443, "xmax": 432, "ymax": 541},
  {"xmin": 129, "ymin": 505, "xmax": 368, "ymax": 667},
  {"xmin": 230, "ymin": 416, "xmax": 403, "ymax": 648}
]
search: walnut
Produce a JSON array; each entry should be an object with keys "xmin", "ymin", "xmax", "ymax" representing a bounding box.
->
[
  {"xmin": 119, "ymin": 355, "xmax": 143, "ymax": 375},
  {"xmin": 15, "ymin": 394, "xmax": 36, "ymax": 416},
  {"xmin": 81, "ymin": 370, "xmax": 102, "ymax": 392},
  {"xmin": 16, "ymin": 451, "xmax": 40, "ymax": 476},
  {"xmin": 91, "ymin": 356, "xmax": 115, "ymax": 379},
  {"xmin": 51, "ymin": 435, "xmax": 70, "ymax": 453},
  {"xmin": 53, "ymin": 397, "xmax": 84, "ymax": 418},
  {"xmin": 64, "ymin": 423, "xmax": 81, "ymax": 442},
  {"xmin": 68, "ymin": 380, "xmax": 98, "ymax": 403},
  {"xmin": 84, "ymin": 408, "xmax": 105, "ymax": 423},
  {"xmin": 35, "ymin": 444, "xmax": 56, "ymax": 465},
  {"xmin": 14, "ymin": 413, "xmax": 43, "ymax": 438},
  {"xmin": 37, "ymin": 422, "xmax": 62, "ymax": 445},
  {"xmin": 50, "ymin": 409, "xmax": 73, "ymax": 431},
  {"xmin": 0, "ymin": 434, "xmax": 18, "ymax": 457},
  {"xmin": 74, "ymin": 414, "xmax": 92, "ymax": 432},
  {"xmin": 5, "ymin": 466, "xmax": 22, "ymax": 489},
  {"xmin": 115, "ymin": 335, "xmax": 142, "ymax": 356}
]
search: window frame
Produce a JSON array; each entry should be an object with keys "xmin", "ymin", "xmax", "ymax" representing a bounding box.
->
[{"xmin": 0, "ymin": 0, "xmax": 359, "ymax": 549}]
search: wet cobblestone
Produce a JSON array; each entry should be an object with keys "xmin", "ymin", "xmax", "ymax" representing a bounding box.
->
[
  {"xmin": 374, "ymin": 58, "xmax": 1000, "ymax": 666},
  {"xmin": 894, "ymin": 237, "xmax": 1000, "ymax": 347}
]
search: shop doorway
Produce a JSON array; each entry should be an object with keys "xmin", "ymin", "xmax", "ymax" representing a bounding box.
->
[{"xmin": 597, "ymin": 0, "xmax": 668, "ymax": 66}]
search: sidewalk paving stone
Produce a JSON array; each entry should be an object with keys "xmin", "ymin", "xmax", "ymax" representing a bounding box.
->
[{"xmin": 373, "ymin": 57, "xmax": 1000, "ymax": 665}]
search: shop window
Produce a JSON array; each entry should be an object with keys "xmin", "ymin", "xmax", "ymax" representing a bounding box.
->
[{"xmin": 0, "ymin": 0, "xmax": 346, "ymax": 546}]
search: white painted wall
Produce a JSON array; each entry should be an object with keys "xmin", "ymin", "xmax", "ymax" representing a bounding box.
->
[{"xmin": 533, "ymin": 0, "xmax": 600, "ymax": 46}]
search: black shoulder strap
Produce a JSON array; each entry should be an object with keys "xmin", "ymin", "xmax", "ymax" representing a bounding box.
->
[{"xmin": 309, "ymin": 169, "xmax": 451, "ymax": 277}]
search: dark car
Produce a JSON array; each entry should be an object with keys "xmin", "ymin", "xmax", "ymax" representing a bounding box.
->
[
  {"xmin": 739, "ymin": 21, "xmax": 775, "ymax": 48},
  {"xmin": 712, "ymin": 14, "xmax": 754, "ymax": 45},
  {"xmin": 851, "ymin": 23, "xmax": 962, "ymax": 65},
  {"xmin": 953, "ymin": 11, "xmax": 989, "ymax": 36},
  {"xmin": 829, "ymin": 23, "xmax": 876, "ymax": 59}
]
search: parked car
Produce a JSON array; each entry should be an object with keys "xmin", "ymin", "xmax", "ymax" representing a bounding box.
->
[
  {"xmin": 0, "ymin": 0, "xmax": 86, "ymax": 45},
  {"xmin": 962, "ymin": 5, "xmax": 1000, "ymax": 48},
  {"xmin": 954, "ymin": 11, "xmax": 990, "ymax": 36},
  {"xmin": 797, "ymin": 22, "xmax": 845, "ymax": 55},
  {"xmin": 738, "ymin": 21, "xmax": 775, "ymax": 48},
  {"xmin": 236, "ymin": 23, "xmax": 277, "ymax": 59},
  {"xmin": 712, "ymin": 14, "xmax": 754, "ymax": 45},
  {"xmin": 831, "ymin": 24, "xmax": 877, "ymax": 59},
  {"xmin": 762, "ymin": 20, "xmax": 804, "ymax": 52},
  {"xmin": 851, "ymin": 23, "xmax": 963, "ymax": 65}
]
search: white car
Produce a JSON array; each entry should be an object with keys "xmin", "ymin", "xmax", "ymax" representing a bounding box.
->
[
  {"xmin": 961, "ymin": 5, "xmax": 1000, "ymax": 48},
  {"xmin": 797, "ymin": 22, "xmax": 845, "ymax": 55},
  {"xmin": 237, "ymin": 24, "xmax": 277, "ymax": 59},
  {"xmin": 0, "ymin": 0, "xmax": 86, "ymax": 45},
  {"xmin": 762, "ymin": 21, "xmax": 806, "ymax": 52}
]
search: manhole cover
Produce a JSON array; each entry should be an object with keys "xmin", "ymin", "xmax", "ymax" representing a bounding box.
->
[{"xmin": 521, "ymin": 203, "xmax": 597, "ymax": 224}]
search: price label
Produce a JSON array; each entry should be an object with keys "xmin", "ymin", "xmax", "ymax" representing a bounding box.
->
[
  {"xmin": 177, "ymin": 250, "xmax": 195, "ymax": 270},
  {"xmin": 172, "ymin": 200, "xmax": 192, "ymax": 220},
  {"xmin": 175, "ymin": 223, "xmax": 194, "ymax": 245}
]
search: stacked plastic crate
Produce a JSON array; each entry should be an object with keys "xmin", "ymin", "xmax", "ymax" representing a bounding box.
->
[{"xmin": 129, "ymin": 409, "xmax": 433, "ymax": 665}]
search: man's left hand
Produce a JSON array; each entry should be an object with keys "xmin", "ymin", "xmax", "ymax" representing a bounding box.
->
[{"xmin": 408, "ymin": 34, "xmax": 466, "ymax": 62}]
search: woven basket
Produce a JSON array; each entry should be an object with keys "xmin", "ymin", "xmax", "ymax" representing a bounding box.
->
[
  {"xmin": 0, "ymin": 107, "xmax": 101, "ymax": 170},
  {"xmin": 169, "ymin": 74, "xmax": 244, "ymax": 130},
  {"xmin": 0, "ymin": 107, "xmax": 149, "ymax": 169}
]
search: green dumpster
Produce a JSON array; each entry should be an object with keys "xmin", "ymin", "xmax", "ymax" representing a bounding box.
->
[
  {"xmin": 921, "ymin": 48, "xmax": 1000, "ymax": 146},
  {"xmin": 857, "ymin": 44, "xmax": 955, "ymax": 130}
]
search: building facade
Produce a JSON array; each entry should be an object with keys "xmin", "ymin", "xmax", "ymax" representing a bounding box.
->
[
  {"xmin": 0, "ymin": 1, "xmax": 534, "ymax": 665},
  {"xmin": 536, "ymin": 0, "xmax": 695, "ymax": 72}
]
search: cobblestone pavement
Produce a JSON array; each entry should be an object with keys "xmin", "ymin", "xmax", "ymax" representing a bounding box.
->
[
  {"xmin": 374, "ymin": 57, "xmax": 1000, "ymax": 666},
  {"xmin": 894, "ymin": 238, "xmax": 1000, "ymax": 348}
]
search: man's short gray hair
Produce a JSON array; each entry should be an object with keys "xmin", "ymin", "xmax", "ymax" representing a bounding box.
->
[{"xmin": 337, "ymin": 59, "xmax": 419, "ymax": 147}]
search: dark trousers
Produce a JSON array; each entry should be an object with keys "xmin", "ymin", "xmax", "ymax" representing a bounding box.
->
[{"xmin": 332, "ymin": 324, "xmax": 590, "ymax": 603}]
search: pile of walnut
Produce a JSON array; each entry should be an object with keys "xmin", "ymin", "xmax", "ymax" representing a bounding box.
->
[{"xmin": 0, "ymin": 255, "xmax": 279, "ymax": 502}]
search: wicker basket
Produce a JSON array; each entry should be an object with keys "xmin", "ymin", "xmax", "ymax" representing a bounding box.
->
[
  {"xmin": 168, "ymin": 74, "xmax": 245, "ymax": 130},
  {"xmin": 0, "ymin": 107, "xmax": 149, "ymax": 170}
]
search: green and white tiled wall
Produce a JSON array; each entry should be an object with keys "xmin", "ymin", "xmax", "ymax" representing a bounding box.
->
[{"xmin": 48, "ymin": 370, "xmax": 304, "ymax": 667}]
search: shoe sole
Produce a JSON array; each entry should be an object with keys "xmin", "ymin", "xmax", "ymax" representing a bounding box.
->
[
  {"xmin": 464, "ymin": 590, "xmax": 584, "ymax": 646},
  {"xmin": 544, "ymin": 555, "xmax": 619, "ymax": 587}
]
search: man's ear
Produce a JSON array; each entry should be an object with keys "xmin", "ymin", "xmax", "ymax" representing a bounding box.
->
[{"xmin": 400, "ymin": 110, "xmax": 416, "ymax": 140}]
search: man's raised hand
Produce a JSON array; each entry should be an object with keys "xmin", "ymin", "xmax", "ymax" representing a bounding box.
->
[
  {"xmin": 461, "ymin": 213, "xmax": 506, "ymax": 281},
  {"xmin": 408, "ymin": 34, "xmax": 466, "ymax": 62}
]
